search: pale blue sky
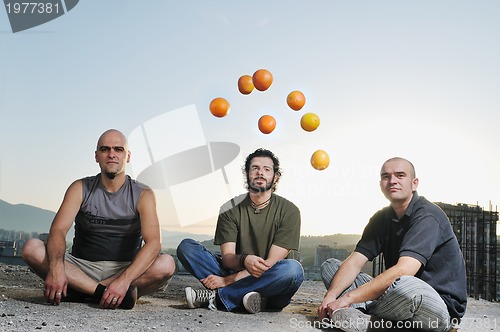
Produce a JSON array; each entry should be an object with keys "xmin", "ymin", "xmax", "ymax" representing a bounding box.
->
[{"xmin": 1, "ymin": 1, "xmax": 499, "ymax": 236}]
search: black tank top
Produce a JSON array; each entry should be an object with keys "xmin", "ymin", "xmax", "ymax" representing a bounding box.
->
[{"xmin": 71, "ymin": 174, "xmax": 147, "ymax": 261}]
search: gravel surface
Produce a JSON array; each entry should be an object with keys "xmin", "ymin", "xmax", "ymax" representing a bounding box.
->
[{"xmin": 0, "ymin": 263, "xmax": 498, "ymax": 331}]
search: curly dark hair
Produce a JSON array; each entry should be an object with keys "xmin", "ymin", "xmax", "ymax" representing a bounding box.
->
[{"xmin": 243, "ymin": 148, "xmax": 282, "ymax": 192}]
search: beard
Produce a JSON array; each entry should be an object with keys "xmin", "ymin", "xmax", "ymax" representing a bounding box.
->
[
  {"xmin": 105, "ymin": 172, "xmax": 117, "ymax": 180},
  {"xmin": 248, "ymin": 175, "xmax": 274, "ymax": 193}
]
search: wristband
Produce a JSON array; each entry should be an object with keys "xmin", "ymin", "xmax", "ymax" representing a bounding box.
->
[{"xmin": 239, "ymin": 254, "xmax": 248, "ymax": 268}]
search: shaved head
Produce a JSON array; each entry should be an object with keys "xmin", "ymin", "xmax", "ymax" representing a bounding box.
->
[
  {"xmin": 96, "ymin": 129, "xmax": 128, "ymax": 150},
  {"xmin": 381, "ymin": 157, "xmax": 416, "ymax": 179}
]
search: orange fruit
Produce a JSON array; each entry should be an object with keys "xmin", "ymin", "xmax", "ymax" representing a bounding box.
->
[
  {"xmin": 238, "ymin": 75, "xmax": 254, "ymax": 95},
  {"xmin": 209, "ymin": 97, "xmax": 230, "ymax": 117},
  {"xmin": 252, "ymin": 69, "xmax": 273, "ymax": 91},
  {"xmin": 287, "ymin": 90, "xmax": 306, "ymax": 111},
  {"xmin": 300, "ymin": 113, "xmax": 320, "ymax": 132},
  {"xmin": 258, "ymin": 115, "xmax": 276, "ymax": 134},
  {"xmin": 311, "ymin": 150, "xmax": 330, "ymax": 170}
]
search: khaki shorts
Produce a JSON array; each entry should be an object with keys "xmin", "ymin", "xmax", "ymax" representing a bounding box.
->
[{"xmin": 64, "ymin": 253, "xmax": 131, "ymax": 282}]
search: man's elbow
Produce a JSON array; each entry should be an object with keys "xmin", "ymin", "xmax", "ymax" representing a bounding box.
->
[
  {"xmin": 143, "ymin": 238, "xmax": 162, "ymax": 255},
  {"xmin": 396, "ymin": 256, "xmax": 422, "ymax": 277}
]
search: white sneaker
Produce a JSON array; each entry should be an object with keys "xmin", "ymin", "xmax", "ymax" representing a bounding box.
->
[
  {"xmin": 185, "ymin": 287, "xmax": 217, "ymax": 311},
  {"xmin": 326, "ymin": 308, "xmax": 370, "ymax": 332},
  {"xmin": 242, "ymin": 292, "xmax": 266, "ymax": 314}
]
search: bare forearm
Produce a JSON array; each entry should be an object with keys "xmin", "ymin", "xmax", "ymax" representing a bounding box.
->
[
  {"xmin": 325, "ymin": 263, "xmax": 361, "ymax": 300},
  {"xmin": 119, "ymin": 242, "xmax": 160, "ymax": 284},
  {"xmin": 341, "ymin": 269, "xmax": 399, "ymax": 306},
  {"xmin": 46, "ymin": 230, "xmax": 68, "ymax": 267}
]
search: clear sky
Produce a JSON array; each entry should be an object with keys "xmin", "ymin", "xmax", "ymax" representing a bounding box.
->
[{"xmin": 1, "ymin": 1, "xmax": 499, "ymax": 236}]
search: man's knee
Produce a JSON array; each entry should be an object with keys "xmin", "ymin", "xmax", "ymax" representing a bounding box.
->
[
  {"xmin": 176, "ymin": 238, "xmax": 198, "ymax": 258},
  {"xmin": 321, "ymin": 257, "xmax": 342, "ymax": 273},
  {"xmin": 275, "ymin": 260, "xmax": 304, "ymax": 284},
  {"xmin": 152, "ymin": 254, "xmax": 176, "ymax": 280},
  {"xmin": 320, "ymin": 258, "xmax": 342, "ymax": 286},
  {"xmin": 22, "ymin": 238, "xmax": 45, "ymax": 263},
  {"xmin": 373, "ymin": 276, "xmax": 448, "ymax": 320}
]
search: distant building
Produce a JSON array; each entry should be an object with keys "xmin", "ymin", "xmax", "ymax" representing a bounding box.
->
[
  {"xmin": 38, "ymin": 233, "xmax": 49, "ymax": 243},
  {"xmin": 497, "ymin": 239, "xmax": 500, "ymax": 301},
  {"xmin": 0, "ymin": 229, "xmax": 37, "ymax": 242},
  {"xmin": 0, "ymin": 231, "xmax": 50, "ymax": 266},
  {"xmin": 289, "ymin": 250, "xmax": 301, "ymax": 261},
  {"xmin": 0, "ymin": 241, "xmax": 16, "ymax": 257},
  {"xmin": 315, "ymin": 244, "xmax": 348, "ymax": 267},
  {"xmin": 436, "ymin": 202, "xmax": 498, "ymax": 302},
  {"xmin": 0, "ymin": 240, "xmax": 26, "ymax": 265}
]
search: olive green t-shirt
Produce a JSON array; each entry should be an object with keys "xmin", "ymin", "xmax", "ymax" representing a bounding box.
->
[{"xmin": 214, "ymin": 193, "xmax": 301, "ymax": 259}]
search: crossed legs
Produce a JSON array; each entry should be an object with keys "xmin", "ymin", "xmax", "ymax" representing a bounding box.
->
[
  {"xmin": 320, "ymin": 258, "xmax": 453, "ymax": 332},
  {"xmin": 22, "ymin": 238, "xmax": 175, "ymax": 303}
]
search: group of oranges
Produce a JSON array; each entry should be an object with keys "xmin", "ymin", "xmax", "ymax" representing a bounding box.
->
[{"xmin": 208, "ymin": 69, "xmax": 330, "ymax": 170}]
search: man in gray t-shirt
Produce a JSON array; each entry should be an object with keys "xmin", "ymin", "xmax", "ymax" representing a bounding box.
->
[
  {"xmin": 22, "ymin": 129, "xmax": 175, "ymax": 310},
  {"xmin": 317, "ymin": 157, "xmax": 467, "ymax": 332}
]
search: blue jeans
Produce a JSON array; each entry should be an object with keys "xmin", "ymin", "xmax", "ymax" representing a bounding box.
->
[
  {"xmin": 176, "ymin": 238, "xmax": 304, "ymax": 312},
  {"xmin": 321, "ymin": 258, "xmax": 453, "ymax": 332}
]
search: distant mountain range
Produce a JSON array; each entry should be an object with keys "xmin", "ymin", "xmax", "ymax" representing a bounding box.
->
[
  {"xmin": 0, "ymin": 199, "xmax": 56, "ymax": 233},
  {"xmin": 0, "ymin": 199, "xmax": 362, "ymax": 250},
  {"xmin": 162, "ymin": 231, "xmax": 213, "ymax": 249},
  {"xmin": 0, "ymin": 199, "xmax": 213, "ymax": 249}
]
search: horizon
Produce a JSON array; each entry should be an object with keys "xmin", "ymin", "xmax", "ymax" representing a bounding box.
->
[{"xmin": 1, "ymin": 198, "xmax": 498, "ymax": 239}]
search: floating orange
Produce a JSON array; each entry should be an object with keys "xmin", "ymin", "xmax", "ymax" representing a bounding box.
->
[
  {"xmin": 258, "ymin": 115, "xmax": 276, "ymax": 134},
  {"xmin": 300, "ymin": 113, "xmax": 320, "ymax": 132},
  {"xmin": 238, "ymin": 75, "xmax": 254, "ymax": 95},
  {"xmin": 252, "ymin": 69, "xmax": 273, "ymax": 91},
  {"xmin": 287, "ymin": 90, "xmax": 306, "ymax": 111},
  {"xmin": 209, "ymin": 97, "xmax": 230, "ymax": 117},
  {"xmin": 311, "ymin": 150, "xmax": 330, "ymax": 170}
]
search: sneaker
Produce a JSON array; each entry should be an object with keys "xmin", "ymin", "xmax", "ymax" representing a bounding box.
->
[
  {"xmin": 326, "ymin": 308, "xmax": 370, "ymax": 332},
  {"xmin": 242, "ymin": 292, "xmax": 266, "ymax": 314},
  {"xmin": 185, "ymin": 287, "xmax": 217, "ymax": 311}
]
